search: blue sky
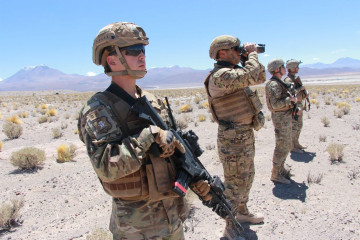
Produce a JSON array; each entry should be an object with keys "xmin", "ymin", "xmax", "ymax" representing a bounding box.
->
[{"xmin": 0, "ymin": 0, "xmax": 359, "ymax": 81}]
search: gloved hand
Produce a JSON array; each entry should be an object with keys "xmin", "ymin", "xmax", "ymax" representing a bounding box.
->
[
  {"xmin": 190, "ymin": 180, "xmax": 212, "ymax": 201},
  {"xmin": 150, "ymin": 125, "xmax": 185, "ymax": 158}
]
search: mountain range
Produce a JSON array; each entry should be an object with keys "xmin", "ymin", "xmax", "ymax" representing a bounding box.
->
[{"xmin": 1, "ymin": 57, "xmax": 360, "ymax": 91}]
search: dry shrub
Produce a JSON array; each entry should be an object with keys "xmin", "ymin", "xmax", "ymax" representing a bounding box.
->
[
  {"xmin": 2, "ymin": 122, "xmax": 23, "ymax": 139},
  {"xmin": 336, "ymin": 102, "xmax": 351, "ymax": 115},
  {"xmin": 46, "ymin": 109, "xmax": 57, "ymax": 116},
  {"xmin": 326, "ymin": 143, "xmax": 344, "ymax": 163},
  {"xmin": 319, "ymin": 135, "xmax": 327, "ymax": 142},
  {"xmin": 311, "ymin": 93, "xmax": 318, "ymax": 99},
  {"xmin": 307, "ymin": 172, "xmax": 323, "ymax": 185},
  {"xmin": 38, "ymin": 115, "xmax": 48, "ymax": 123},
  {"xmin": 6, "ymin": 115, "xmax": 23, "ymax": 124},
  {"xmin": 41, "ymin": 103, "xmax": 48, "ymax": 109},
  {"xmin": 21, "ymin": 112, "xmax": 28, "ymax": 118},
  {"xmin": 193, "ymin": 96, "xmax": 201, "ymax": 104},
  {"xmin": 52, "ymin": 128, "xmax": 63, "ymax": 139},
  {"xmin": 57, "ymin": 144, "xmax": 77, "ymax": 163},
  {"xmin": 179, "ymin": 104, "xmax": 193, "ymax": 113},
  {"xmin": 324, "ymin": 98, "xmax": 332, "ymax": 105},
  {"xmin": 334, "ymin": 109, "xmax": 344, "ymax": 118},
  {"xmin": 0, "ymin": 141, "xmax": 3, "ymax": 151},
  {"xmin": 352, "ymin": 123, "xmax": 360, "ymax": 131},
  {"xmin": 0, "ymin": 112, "xmax": 3, "ymax": 119},
  {"xmin": 348, "ymin": 168, "xmax": 360, "ymax": 180},
  {"xmin": 203, "ymin": 101, "xmax": 209, "ymax": 109},
  {"xmin": 265, "ymin": 114, "xmax": 271, "ymax": 121},
  {"xmin": 74, "ymin": 129, "xmax": 79, "ymax": 134},
  {"xmin": 311, "ymin": 99, "xmax": 318, "ymax": 105},
  {"xmin": 86, "ymin": 227, "xmax": 112, "ymax": 240},
  {"xmin": 176, "ymin": 117, "xmax": 189, "ymax": 130},
  {"xmin": 10, "ymin": 147, "xmax": 46, "ymax": 170},
  {"xmin": 355, "ymin": 97, "xmax": 360, "ymax": 102},
  {"xmin": 61, "ymin": 121, "xmax": 68, "ymax": 130},
  {"xmin": 321, "ymin": 116, "xmax": 330, "ymax": 127},
  {"xmin": 198, "ymin": 114, "xmax": 206, "ymax": 122},
  {"xmin": 0, "ymin": 198, "xmax": 24, "ymax": 230}
]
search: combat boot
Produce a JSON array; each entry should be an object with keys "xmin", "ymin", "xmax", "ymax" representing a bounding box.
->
[
  {"xmin": 291, "ymin": 148, "xmax": 304, "ymax": 153},
  {"xmin": 236, "ymin": 204, "xmax": 264, "ymax": 224},
  {"xmin": 294, "ymin": 143, "xmax": 307, "ymax": 150},
  {"xmin": 222, "ymin": 218, "xmax": 246, "ymax": 240},
  {"xmin": 271, "ymin": 168, "xmax": 290, "ymax": 184}
]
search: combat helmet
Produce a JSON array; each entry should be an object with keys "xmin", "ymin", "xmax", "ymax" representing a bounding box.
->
[
  {"xmin": 92, "ymin": 22, "xmax": 149, "ymax": 78},
  {"xmin": 286, "ymin": 59, "xmax": 302, "ymax": 69},
  {"xmin": 209, "ymin": 35, "xmax": 240, "ymax": 63},
  {"xmin": 267, "ymin": 58, "xmax": 285, "ymax": 73}
]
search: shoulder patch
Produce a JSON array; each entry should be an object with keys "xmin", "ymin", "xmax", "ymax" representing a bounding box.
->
[{"xmin": 92, "ymin": 116, "xmax": 112, "ymax": 134}]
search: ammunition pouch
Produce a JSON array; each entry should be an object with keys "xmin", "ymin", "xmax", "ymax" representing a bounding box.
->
[{"xmin": 253, "ymin": 111, "xmax": 265, "ymax": 131}]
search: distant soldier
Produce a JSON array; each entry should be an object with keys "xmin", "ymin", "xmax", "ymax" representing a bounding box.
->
[
  {"xmin": 284, "ymin": 59, "xmax": 309, "ymax": 153},
  {"xmin": 204, "ymin": 35, "xmax": 266, "ymax": 239},
  {"xmin": 265, "ymin": 59, "xmax": 300, "ymax": 184},
  {"xmin": 78, "ymin": 22, "xmax": 212, "ymax": 240}
]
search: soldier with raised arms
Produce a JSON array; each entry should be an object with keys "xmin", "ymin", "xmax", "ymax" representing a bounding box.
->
[
  {"xmin": 204, "ymin": 35, "xmax": 266, "ymax": 239},
  {"xmin": 78, "ymin": 22, "xmax": 212, "ymax": 240}
]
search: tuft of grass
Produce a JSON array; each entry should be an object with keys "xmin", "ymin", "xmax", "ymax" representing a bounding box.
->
[
  {"xmin": 2, "ymin": 122, "xmax": 23, "ymax": 139},
  {"xmin": 307, "ymin": 172, "xmax": 323, "ymax": 185},
  {"xmin": 57, "ymin": 144, "xmax": 77, "ymax": 163},
  {"xmin": 40, "ymin": 103, "xmax": 48, "ymax": 109},
  {"xmin": 311, "ymin": 99, "xmax": 318, "ymax": 104},
  {"xmin": 326, "ymin": 143, "xmax": 344, "ymax": 164},
  {"xmin": 0, "ymin": 141, "xmax": 3, "ymax": 151},
  {"xmin": 334, "ymin": 109, "xmax": 344, "ymax": 118},
  {"xmin": 74, "ymin": 129, "xmax": 79, "ymax": 134},
  {"xmin": 352, "ymin": 123, "xmax": 360, "ymax": 131},
  {"xmin": 319, "ymin": 135, "xmax": 327, "ymax": 142},
  {"xmin": 348, "ymin": 168, "xmax": 360, "ymax": 180},
  {"xmin": 321, "ymin": 116, "xmax": 330, "ymax": 127},
  {"xmin": 10, "ymin": 147, "xmax": 46, "ymax": 170},
  {"xmin": 38, "ymin": 115, "xmax": 48, "ymax": 124},
  {"xmin": 355, "ymin": 97, "xmax": 360, "ymax": 102},
  {"xmin": 0, "ymin": 198, "xmax": 24, "ymax": 230},
  {"xmin": 197, "ymin": 114, "xmax": 206, "ymax": 122},
  {"xmin": 86, "ymin": 227, "xmax": 113, "ymax": 240},
  {"xmin": 46, "ymin": 109, "xmax": 57, "ymax": 116},
  {"xmin": 52, "ymin": 128, "xmax": 63, "ymax": 139},
  {"xmin": 21, "ymin": 112, "xmax": 28, "ymax": 118},
  {"xmin": 265, "ymin": 114, "xmax": 271, "ymax": 121},
  {"xmin": 179, "ymin": 104, "xmax": 193, "ymax": 113},
  {"xmin": 203, "ymin": 101, "xmax": 209, "ymax": 109},
  {"xmin": 6, "ymin": 115, "xmax": 23, "ymax": 124},
  {"xmin": 176, "ymin": 117, "xmax": 189, "ymax": 130}
]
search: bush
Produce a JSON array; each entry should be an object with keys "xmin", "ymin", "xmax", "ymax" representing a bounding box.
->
[
  {"xmin": 86, "ymin": 227, "xmax": 112, "ymax": 240},
  {"xmin": 179, "ymin": 104, "xmax": 193, "ymax": 113},
  {"xmin": 46, "ymin": 109, "xmax": 57, "ymax": 116},
  {"xmin": 52, "ymin": 128, "xmax": 63, "ymax": 139},
  {"xmin": 10, "ymin": 147, "xmax": 46, "ymax": 169},
  {"xmin": 321, "ymin": 117, "xmax": 330, "ymax": 127},
  {"xmin": 57, "ymin": 144, "xmax": 77, "ymax": 163},
  {"xmin": 319, "ymin": 135, "xmax": 327, "ymax": 142},
  {"xmin": 326, "ymin": 143, "xmax": 344, "ymax": 163},
  {"xmin": 0, "ymin": 141, "xmax": 3, "ymax": 151},
  {"xmin": 334, "ymin": 109, "xmax": 344, "ymax": 118},
  {"xmin": 307, "ymin": 172, "xmax": 323, "ymax": 185},
  {"xmin": 198, "ymin": 114, "xmax": 206, "ymax": 122},
  {"xmin": 38, "ymin": 115, "xmax": 48, "ymax": 123},
  {"xmin": 3, "ymin": 122, "xmax": 23, "ymax": 139},
  {"xmin": 0, "ymin": 198, "xmax": 24, "ymax": 230},
  {"xmin": 6, "ymin": 115, "xmax": 23, "ymax": 124}
]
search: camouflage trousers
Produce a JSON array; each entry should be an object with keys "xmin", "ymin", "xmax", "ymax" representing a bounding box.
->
[
  {"xmin": 271, "ymin": 111, "xmax": 292, "ymax": 168},
  {"xmin": 110, "ymin": 197, "xmax": 185, "ymax": 240},
  {"xmin": 292, "ymin": 103, "xmax": 304, "ymax": 148},
  {"xmin": 217, "ymin": 124, "xmax": 255, "ymax": 215}
]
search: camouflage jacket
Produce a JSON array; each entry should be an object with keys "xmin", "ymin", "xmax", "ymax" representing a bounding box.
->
[
  {"xmin": 265, "ymin": 76, "xmax": 293, "ymax": 112},
  {"xmin": 77, "ymin": 85, "xmax": 167, "ymax": 183},
  {"xmin": 284, "ymin": 73, "xmax": 308, "ymax": 103},
  {"xmin": 208, "ymin": 52, "xmax": 266, "ymax": 98}
]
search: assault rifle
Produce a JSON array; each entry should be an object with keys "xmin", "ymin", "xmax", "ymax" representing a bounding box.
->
[
  {"xmin": 295, "ymin": 76, "xmax": 311, "ymax": 112},
  {"xmin": 132, "ymin": 96, "xmax": 243, "ymax": 235},
  {"xmin": 272, "ymin": 77, "xmax": 299, "ymax": 121}
]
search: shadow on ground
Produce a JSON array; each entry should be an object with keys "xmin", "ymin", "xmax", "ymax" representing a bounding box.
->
[
  {"xmin": 290, "ymin": 151, "xmax": 316, "ymax": 163},
  {"xmin": 272, "ymin": 179, "xmax": 308, "ymax": 202}
]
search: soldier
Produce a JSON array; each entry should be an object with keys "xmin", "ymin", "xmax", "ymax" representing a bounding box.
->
[
  {"xmin": 284, "ymin": 59, "xmax": 309, "ymax": 153},
  {"xmin": 265, "ymin": 58, "xmax": 299, "ymax": 185},
  {"xmin": 77, "ymin": 22, "xmax": 212, "ymax": 240},
  {"xmin": 204, "ymin": 35, "xmax": 266, "ymax": 239}
]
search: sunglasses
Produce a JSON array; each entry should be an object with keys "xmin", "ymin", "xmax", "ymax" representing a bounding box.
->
[
  {"xmin": 121, "ymin": 44, "xmax": 145, "ymax": 56},
  {"xmin": 231, "ymin": 46, "xmax": 246, "ymax": 53}
]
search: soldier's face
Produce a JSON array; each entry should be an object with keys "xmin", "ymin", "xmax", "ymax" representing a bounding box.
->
[
  {"xmin": 121, "ymin": 48, "xmax": 146, "ymax": 71},
  {"xmin": 289, "ymin": 67, "xmax": 299, "ymax": 74}
]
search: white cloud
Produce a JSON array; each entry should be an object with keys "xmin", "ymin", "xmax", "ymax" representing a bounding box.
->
[
  {"xmin": 312, "ymin": 57, "xmax": 320, "ymax": 61},
  {"xmin": 263, "ymin": 54, "xmax": 270, "ymax": 57},
  {"xmin": 0, "ymin": 77, "xmax": 2, "ymax": 81},
  {"xmin": 86, "ymin": 72, "xmax": 97, "ymax": 76},
  {"xmin": 331, "ymin": 49, "xmax": 347, "ymax": 54}
]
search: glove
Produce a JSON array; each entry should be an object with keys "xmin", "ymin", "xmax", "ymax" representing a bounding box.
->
[
  {"xmin": 190, "ymin": 180, "xmax": 212, "ymax": 201},
  {"xmin": 150, "ymin": 125, "xmax": 185, "ymax": 158}
]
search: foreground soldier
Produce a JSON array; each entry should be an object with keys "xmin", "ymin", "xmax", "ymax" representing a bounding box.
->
[
  {"xmin": 265, "ymin": 59, "xmax": 299, "ymax": 184},
  {"xmin": 284, "ymin": 59, "xmax": 309, "ymax": 153},
  {"xmin": 78, "ymin": 22, "xmax": 211, "ymax": 240},
  {"xmin": 204, "ymin": 35, "xmax": 266, "ymax": 238}
]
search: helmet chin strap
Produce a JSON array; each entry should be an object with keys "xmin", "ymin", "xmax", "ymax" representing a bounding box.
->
[{"xmin": 106, "ymin": 47, "xmax": 147, "ymax": 79}]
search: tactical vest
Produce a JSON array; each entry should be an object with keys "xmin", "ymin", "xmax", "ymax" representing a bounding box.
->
[
  {"xmin": 93, "ymin": 85, "xmax": 177, "ymax": 201},
  {"xmin": 265, "ymin": 77, "xmax": 292, "ymax": 112},
  {"xmin": 204, "ymin": 69, "xmax": 262, "ymax": 125}
]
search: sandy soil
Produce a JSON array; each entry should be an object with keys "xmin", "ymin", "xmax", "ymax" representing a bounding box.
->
[{"xmin": 1, "ymin": 83, "xmax": 360, "ymax": 240}]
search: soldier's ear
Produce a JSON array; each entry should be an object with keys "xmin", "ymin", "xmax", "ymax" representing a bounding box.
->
[{"xmin": 107, "ymin": 55, "xmax": 117, "ymax": 66}]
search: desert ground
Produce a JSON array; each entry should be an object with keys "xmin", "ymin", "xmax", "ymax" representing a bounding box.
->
[{"xmin": 0, "ymin": 83, "xmax": 360, "ymax": 240}]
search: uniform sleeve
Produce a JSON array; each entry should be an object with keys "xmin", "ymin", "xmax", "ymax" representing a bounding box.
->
[
  {"xmin": 267, "ymin": 81, "xmax": 292, "ymax": 111},
  {"xmin": 78, "ymin": 99, "xmax": 155, "ymax": 183},
  {"xmin": 284, "ymin": 76, "xmax": 307, "ymax": 102},
  {"xmin": 213, "ymin": 52, "xmax": 265, "ymax": 89}
]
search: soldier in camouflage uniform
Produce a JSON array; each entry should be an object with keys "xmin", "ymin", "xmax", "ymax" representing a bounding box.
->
[
  {"xmin": 265, "ymin": 59, "xmax": 300, "ymax": 185},
  {"xmin": 204, "ymin": 35, "xmax": 266, "ymax": 239},
  {"xmin": 284, "ymin": 59, "xmax": 309, "ymax": 153},
  {"xmin": 78, "ymin": 22, "xmax": 212, "ymax": 240}
]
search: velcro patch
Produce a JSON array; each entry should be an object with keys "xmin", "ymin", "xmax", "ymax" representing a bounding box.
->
[{"xmin": 93, "ymin": 116, "xmax": 112, "ymax": 134}]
